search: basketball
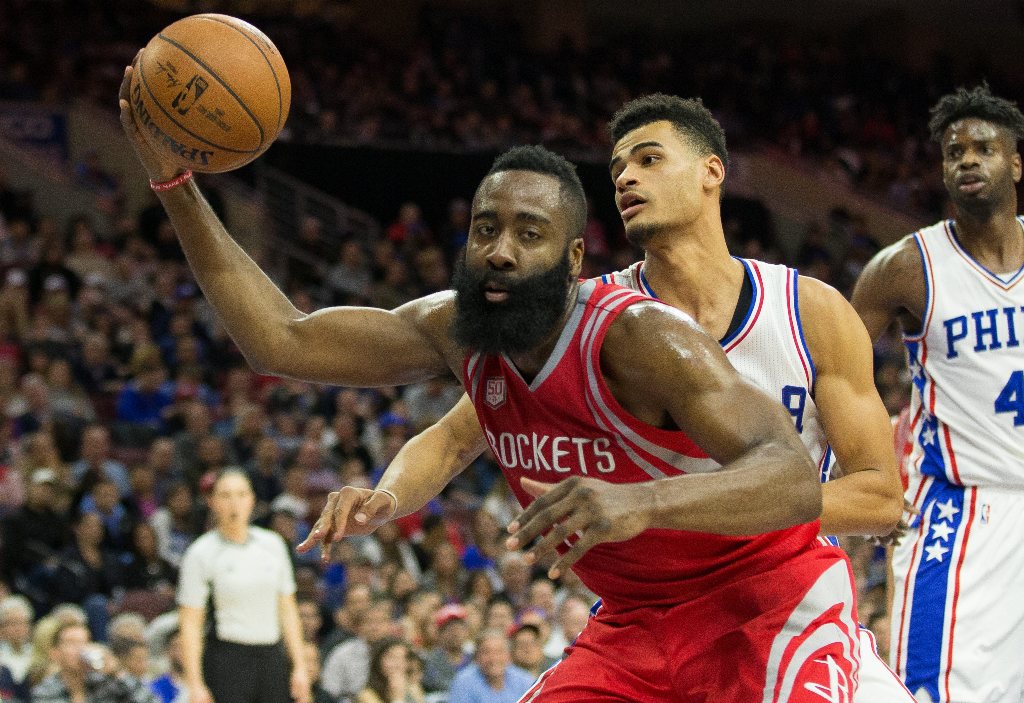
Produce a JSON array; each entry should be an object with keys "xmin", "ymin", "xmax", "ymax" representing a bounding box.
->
[{"xmin": 129, "ymin": 13, "xmax": 291, "ymax": 173}]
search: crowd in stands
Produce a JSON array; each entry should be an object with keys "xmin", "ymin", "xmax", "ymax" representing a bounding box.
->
[
  {"xmin": 0, "ymin": 1, "xmax": 931, "ymax": 701},
  {"xmin": 3, "ymin": 0, "xmax": 1021, "ymax": 221}
]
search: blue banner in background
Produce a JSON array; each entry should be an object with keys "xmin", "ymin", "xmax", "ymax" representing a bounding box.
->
[{"xmin": 0, "ymin": 103, "xmax": 68, "ymax": 161}]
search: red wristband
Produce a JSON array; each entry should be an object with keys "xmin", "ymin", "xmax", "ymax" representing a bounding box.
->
[{"xmin": 149, "ymin": 170, "xmax": 193, "ymax": 192}]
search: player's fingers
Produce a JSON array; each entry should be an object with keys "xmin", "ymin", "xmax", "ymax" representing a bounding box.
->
[
  {"xmin": 329, "ymin": 486, "xmax": 366, "ymax": 541},
  {"xmin": 297, "ymin": 491, "xmax": 340, "ymax": 552},
  {"xmin": 508, "ymin": 497, "xmax": 576, "ymax": 553},
  {"xmin": 354, "ymin": 491, "xmax": 396, "ymax": 525},
  {"xmin": 523, "ymin": 511, "xmax": 591, "ymax": 566},
  {"xmin": 507, "ymin": 477, "xmax": 579, "ymax": 540},
  {"xmin": 547, "ymin": 528, "xmax": 603, "ymax": 579}
]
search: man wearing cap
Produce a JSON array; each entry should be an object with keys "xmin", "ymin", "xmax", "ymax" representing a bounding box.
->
[
  {"xmin": 422, "ymin": 604, "xmax": 470, "ymax": 695},
  {"xmin": 0, "ymin": 468, "xmax": 71, "ymax": 608}
]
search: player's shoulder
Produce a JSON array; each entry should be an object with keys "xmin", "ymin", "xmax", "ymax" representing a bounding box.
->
[
  {"xmin": 602, "ymin": 296, "xmax": 712, "ymax": 370},
  {"xmin": 392, "ymin": 289, "xmax": 457, "ymax": 342},
  {"xmin": 796, "ymin": 274, "xmax": 855, "ymax": 319},
  {"xmin": 796, "ymin": 275, "xmax": 872, "ymax": 367},
  {"xmin": 863, "ymin": 232, "xmax": 926, "ymax": 282}
]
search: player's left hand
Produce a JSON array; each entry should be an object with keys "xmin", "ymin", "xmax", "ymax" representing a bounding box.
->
[
  {"xmin": 871, "ymin": 497, "xmax": 919, "ymax": 547},
  {"xmin": 505, "ymin": 476, "xmax": 650, "ymax": 579}
]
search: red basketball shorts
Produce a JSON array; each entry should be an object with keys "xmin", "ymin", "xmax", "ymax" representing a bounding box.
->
[{"xmin": 519, "ymin": 550, "xmax": 860, "ymax": 703}]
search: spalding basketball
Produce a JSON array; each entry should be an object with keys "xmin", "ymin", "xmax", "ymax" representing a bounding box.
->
[{"xmin": 129, "ymin": 13, "xmax": 291, "ymax": 173}]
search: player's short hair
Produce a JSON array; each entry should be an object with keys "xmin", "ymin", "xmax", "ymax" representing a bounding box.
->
[
  {"xmin": 609, "ymin": 93, "xmax": 729, "ymax": 173},
  {"xmin": 928, "ymin": 83, "xmax": 1024, "ymax": 144},
  {"xmin": 484, "ymin": 145, "xmax": 587, "ymax": 241}
]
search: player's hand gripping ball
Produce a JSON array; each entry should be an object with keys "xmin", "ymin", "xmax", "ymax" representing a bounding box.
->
[{"xmin": 129, "ymin": 13, "xmax": 290, "ymax": 173}]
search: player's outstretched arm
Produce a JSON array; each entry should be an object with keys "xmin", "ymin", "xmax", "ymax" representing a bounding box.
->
[
  {"xmin": 118, "ymin": 58, "xmax": 453, "ymax": 387},
  {"xmin": 298, "ymin": 395, "xmax": 486, "ymax": 558},
  {"xmin": 850, "ymin": 235, "xmax": 926, "ymax": 342},
  {"xmin": 508, "ymin": 302, "xmax": 822, "ymax": 578},
  {"xmin": 799, "ymin": 277, "xmax": 904, "ymax": 537}
]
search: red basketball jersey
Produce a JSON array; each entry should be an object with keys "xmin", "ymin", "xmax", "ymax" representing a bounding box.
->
[{"xmin": 465, "ymin": 280, "xmax": 822, "ymax": 609}]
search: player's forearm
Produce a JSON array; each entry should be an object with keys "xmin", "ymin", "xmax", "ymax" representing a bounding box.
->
[
  {"xmin": 820, "ymin": 469, "xmax": 903, "ymax": 537},
  {"xmin": 647, "ymin": 441, "xmax": 821, "ymax": 535},
  {"xmin": 376, "ymin": 405, "xmax": 487, "ymax": 518},
  {"xmin": 157, "ymin": 181, "xmax": 307, "ymax": 373}
]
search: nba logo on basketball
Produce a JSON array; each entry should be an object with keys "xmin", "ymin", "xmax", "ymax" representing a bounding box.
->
[
  {"xmin": 173, "ymin": 74, "xmax": 209, "ymax": 115},
  {"xmin": 485, "ymin": 377, "xmax": 506, "ymax": 409}
]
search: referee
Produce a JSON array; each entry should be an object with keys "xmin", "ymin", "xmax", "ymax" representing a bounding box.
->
[{"xmin": 177, "ymin": 469, "xmax": 310, "ymax": 703}]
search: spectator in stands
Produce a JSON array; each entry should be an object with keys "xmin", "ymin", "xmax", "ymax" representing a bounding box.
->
[
  {"xmin": 31, "ymin": 622, "xmax": 155, "ymax": 703},
  {"xmin": 148, "ymin": 482, "xmax": 199, "ymax": 570},
  {"xmin": 541, "ymin": 597, "xmax": 589, "ymax": 661},
  {"xmin": 45, "ymin": 358, "xmax": 96, "ymax": 423},
  {"xmin": 109, "ymin": 637, "xmax": 148, "ymax": 682},
  {"xmin": 148, "ymin": 629, "xmax": 185, "ymax": 703},
  {"xmin": 447, "ymin": 630, "xmax": 533, "ymax": 703},
  {"xmin": 71, "ymin": 425, "xmax": 130, "ymax": 497},
  {"xmin": 0, "ymin": 468, "xmax": 69, "ymax": 609},
  {"xmin": 385, "ymin": 203, "xmax": 431, "ymax": 252},
  {"xmin": 508, "ymin": 623, "xmax": 554, "ymax": 681},
  {"xmin": 79, "ymin": 478, "xmax": 134, "ymax": 552},
  {"xmin": 63, "ymin": 218, "xmax": 116, "ymax": 284},
  {"xmin": 355, "ymin": 637, "xmax": 424, "ymax": 703},
  {"xmin": 0, "ymin": 595, "xmax": 33, "ymax": 700},
  {"xmin": 50, "ymin": 511, "xmax": 123, "ymax": 641},
  {"xmin": 114, "ymin": 355, "xmax": 173, "ymax": 442},
  {"xmin": 122, "ymin": 522, "xmax": 176, "ymax": 595},
  {"xmin": 72, "ymin": 333, "xmax": 122, "ymax": 401},
  {"xmin": 421, "ymin": 604, "xmax": 470, "ymax": 695},
  {"xmin": 0, "ymin": 269, "xmax": 30, "ymax": 343},
  {"xmin": 322, "ymin": 241, "xmax": 372, "ymax": 306},
  {"xmin": 321, "ymin": 584, "xmax": 371, "ymax": 655},
  {"xmin": 321, "ymin": 598, "xmax": 395, "ymax": 701}
]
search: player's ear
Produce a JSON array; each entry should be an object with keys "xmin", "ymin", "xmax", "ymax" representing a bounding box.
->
[
  {"xmin": 1012, "ymin": 151, "xmax": 1021, "ymax": 183},
  {"xmin": 704, "ymin": 155, "xmax": 725, "ymax": 192},
  {"xmin": 569, "ymin": 237, "xmax": 584, "ymax": 277}
]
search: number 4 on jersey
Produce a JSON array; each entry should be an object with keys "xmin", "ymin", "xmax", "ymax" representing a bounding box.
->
[{"xmin": 995, "ymin": 370, "xmax": 1024, "ymax": 426}]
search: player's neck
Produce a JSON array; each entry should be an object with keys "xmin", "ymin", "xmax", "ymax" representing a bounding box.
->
[
  {"xmin": 642, "ymin": 233, "xmax": 745, "ymax": 340},
  {"xmin": 952, "ymin": 201, "xmax": 1024, "ymax": 273},
  {"xmin": 505, "ymin": 281, "xmax": 580, "ymax": 381}
]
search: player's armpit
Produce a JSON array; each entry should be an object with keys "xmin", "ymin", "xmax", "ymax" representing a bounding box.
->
[
  {"xmin": 851, "ymin": 234, "xmax": 926, "ymax": 341},
  {"xmin": 599, "ymin": 302, "xmax": 822, "ymax": 535},
  {"xmin": 799, "ymin": 276, "xmax": 904, "ymax": 537}
]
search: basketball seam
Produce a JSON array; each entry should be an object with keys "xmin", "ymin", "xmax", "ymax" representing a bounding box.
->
[
  {"xmin": 138, "ymin": 64, "xmax": 258, "ymax": 154},
  {"xmin": 154, "ymin": 32, "xmax": 266, "ymax": 148},
  {"xmin": 199, "ymin": 15, "xmax": 285, "ymax": 134}
]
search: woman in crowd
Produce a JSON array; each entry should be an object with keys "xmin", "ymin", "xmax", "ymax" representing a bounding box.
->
[{"xmin": 355, "ymin": 637, "xmax": 424, "ymax": 703}]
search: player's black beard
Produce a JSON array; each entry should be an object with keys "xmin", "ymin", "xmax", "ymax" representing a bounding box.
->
[{"xmin": 451, "ymin": 251, "xmax": 573, "ymax": 356}]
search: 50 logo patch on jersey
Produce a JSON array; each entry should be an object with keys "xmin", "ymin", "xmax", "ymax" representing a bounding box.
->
[{"xmin": 484, "ymin": 377, "xmax": 506, "ymax": 409}]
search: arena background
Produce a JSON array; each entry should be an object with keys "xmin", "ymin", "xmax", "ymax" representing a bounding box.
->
[{"xmin": 1, "ymin": 1, "xmax": 1022, "ymax": 701}]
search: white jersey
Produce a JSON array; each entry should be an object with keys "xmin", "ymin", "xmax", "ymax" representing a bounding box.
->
[
  {"xmin": 902, "ymin": 218, "xmax": 1024, "ymax": 488},
  {"xmin": 600, "ymin": 258, "xmax": 835, "ymax": 490}
]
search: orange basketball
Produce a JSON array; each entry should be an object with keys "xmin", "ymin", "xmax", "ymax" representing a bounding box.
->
[{"xmin": 129, "ymin": 13, "xmax": 291, "ymax": 173}]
